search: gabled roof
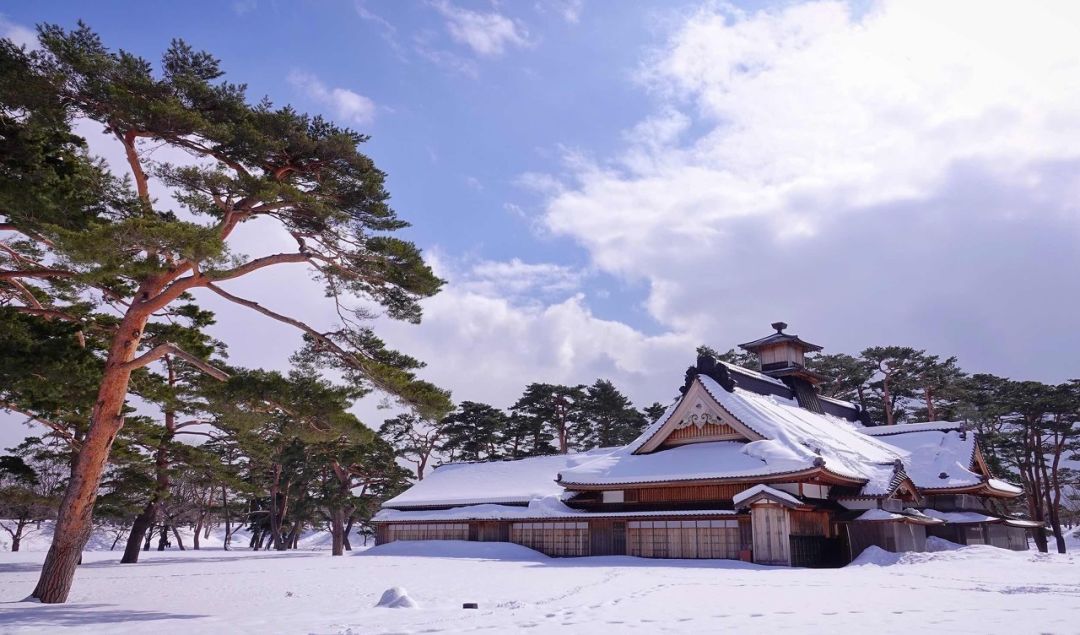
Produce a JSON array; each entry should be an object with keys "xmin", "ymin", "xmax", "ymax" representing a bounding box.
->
[
  {"xmin": 559, "ymin": 376, "xmax": 901, "ymax": 493},
  {"xmin": 733, "ymin": 484, "xmax": 805, "ymax": 509}
]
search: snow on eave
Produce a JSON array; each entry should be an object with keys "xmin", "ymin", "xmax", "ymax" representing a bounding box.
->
[
  {"xmin": 718, "ymin": 360, "xmax": 787, "ymax": 388},
  {"xmin": 922, "ymin": 509, "xmax": 1002, "ymax": 524},
  {"xmin": 858, "ymin": 421, "xmax": 965, "ymax": 437},
  {"xmin": 557, "ymin": 464, "xmax": 824, "ymax": 488},
  {"xmin": 373, "ymin": 501, "xmax": 739, "ymax": 523},
  {"xmin": 733, "ymin": 483, "xmax": 803, "ymax": 508},
  {"xmin": 818, "ymin": 395, "xmax": 858, "ymax": 409}
]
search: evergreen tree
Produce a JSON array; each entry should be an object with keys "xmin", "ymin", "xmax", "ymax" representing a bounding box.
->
[
  {"xmin": 912, "ymin": 354, "xmax": 966, "ymax": 421},
  {"xmin": 806, "ymin": 353, "xmax": 873, "ymax": 407},
  {"xmin": 440, "ymin": 401, "xmax": 507, "ymax": 462},
  {"xmin": 697, "ymin": 345, "xmax": 758, "ymax": 370},
  {"xmin": 579, "ymin": 379, "xmax": 647, "ymax": 448},
  {"xmin": 379, "ymin": 413, "xmax": 446, "ymax": 480},
  {"xmin": 642, "ymin": 402, "xmax": 669, "ymax": 423},
  {"xmin": 510, "ymin": 383, "xmax": 586, "ymax": 454},
  {"xmin": 1, "ymin": 26, "xmax": 449, "ymax": 602},
  {"xmin": 859, "ymin": 346, "xmax": 927, "ymax": 426}
]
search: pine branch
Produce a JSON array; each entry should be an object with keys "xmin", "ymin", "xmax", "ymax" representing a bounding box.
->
[{"xmin": 118, "ymin": 343, "xmax": 229, "ymax": 381}]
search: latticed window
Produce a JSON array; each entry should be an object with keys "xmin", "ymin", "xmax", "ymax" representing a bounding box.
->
[
  {"xmin": 387, "ymin": 523, "xmax": 469, "ymax": 541},
  {"xmin": 627, "ymin": 519, "xmax": 741, "ymax": 559},
  {"xmin": 510, "ymin": 522, "xmax": 589, "ymax": 556}
]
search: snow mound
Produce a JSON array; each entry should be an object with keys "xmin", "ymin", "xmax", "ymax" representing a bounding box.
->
[
  {"xmin": 849, "ymin": 546, "xmax": 903, "ymax": 567},
  {"xmin": 361, "ymin": 540, "xmax": 549, "ymax": 561},
  {"xmin": 376, "ymin": 586, "xmax": 419, "ymax": 608},
  {"xmin": 926, "ymin": 536, "xmax": 964, "ymax": 552}
]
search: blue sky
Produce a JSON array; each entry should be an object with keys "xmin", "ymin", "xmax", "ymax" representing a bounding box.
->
[{"xmin": 3, "ymin": 1, "xmax": 1080, "ymax": 443}]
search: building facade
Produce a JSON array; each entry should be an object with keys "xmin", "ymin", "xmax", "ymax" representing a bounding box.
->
[{"xmin": 374, "ymin": 324, "xmax": 1039, "ymax": 566}]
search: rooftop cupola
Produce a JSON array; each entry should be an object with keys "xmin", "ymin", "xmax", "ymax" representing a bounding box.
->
[
  {"xmin": 739, "ymin": 323, "xmax": 828, "ymax": 413},
  {"xmin": 739, "ymin": 322, "xmax": 823, "ymax": 376}
]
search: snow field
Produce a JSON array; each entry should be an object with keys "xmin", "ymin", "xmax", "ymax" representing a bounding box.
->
[{"xmin": 0, "ymin": 538, "xmax": 1076, "ymax": 633}]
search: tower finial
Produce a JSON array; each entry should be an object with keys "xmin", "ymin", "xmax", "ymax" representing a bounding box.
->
[{"xmin": 771, "ymin": 321, "xmax": 787, "ymax": 333}]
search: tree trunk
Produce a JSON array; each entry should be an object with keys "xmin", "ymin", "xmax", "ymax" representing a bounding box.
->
[
  {"xmin": 330, "ymin": 507, "xmax": 345, "ymax": 556},
  {"xmin": 10, "ymin": 518, "xmax": 26, "ymax": 552},
  {"xmin": 268, "ymin": 464, "xmax": 287, "ymax": 551},
  {"xmin": 32, "ymin": 310, "xmax": 150, "ymax": 602},
  {"xmin": 343, "ymin": 516, "xmax": 354, "ymax": 551},
  {"xmin": 110, "ymin": 528, "xmax": 124, "ymax": 551},
  {"xmin": 171, "ymin": 524, "xmax": 185, "ymax": 551},
  {"xmin": 121, "ymin": 503, "xmax": 157, "ymax": 563},
  {"xmin": 143, "ymin": 525, "xmax": 155, "ymax": 551},
  {"xmin": 287, "ymin": 522, "xmax": 301, "ymax": 550},
  {"xmin": 158, "ymin": 524, "xmax": 169, "ymax": 551},
  {"xmin": 882, "ymin": 375, "xmax": 895, "ymax": 426},
  {"xmin": 222, "ymin": 486, "xmax": 231, "ymax": 551}
]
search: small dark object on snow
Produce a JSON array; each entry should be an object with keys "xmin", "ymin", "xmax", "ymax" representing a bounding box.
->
[
  {"xmin": 939, "ymin": 471, "xmax": 949, "ymax": 479},
  {"xmin": 463, "ymin": 603, "xmax": 479, "ymax": 609}
]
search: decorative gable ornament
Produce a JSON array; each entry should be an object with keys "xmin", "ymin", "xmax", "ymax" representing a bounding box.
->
[{"xmin": 674, "ymin": 401, "xmax": 724, "ymax": 430}]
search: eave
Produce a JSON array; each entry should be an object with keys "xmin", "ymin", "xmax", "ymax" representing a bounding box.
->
[{"xmin": 557, "ymin": 466, "xmax": 866, "ymax": 491}]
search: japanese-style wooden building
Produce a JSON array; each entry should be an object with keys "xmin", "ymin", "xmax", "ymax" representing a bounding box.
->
[{"xmin": 374, "ymin": 323, "xmax": 1040, "ymax": 566}]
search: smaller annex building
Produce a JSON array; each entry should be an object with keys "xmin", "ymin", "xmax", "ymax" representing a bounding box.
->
[{"xmin": 374, "ymin": 323, "xmax": 1040, "ymax": 566}]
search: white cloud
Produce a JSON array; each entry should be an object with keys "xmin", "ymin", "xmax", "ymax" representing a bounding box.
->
[
  {"xmin": 1, "ymin": 16, "xmax": 37, "ymax": 49},
  {"xmin": 536, "ymin": 0, "xmax": 584, "ymax": 24},
  {"xmin": 465, "ymin": 258, "xmax": 583, "ymax": 298},
  {"xmin": 232, "ymin": 0, "xmax": 257, "ymax": 16},
  {"xmin": 377, "ymin": 277, "xmax": 692, "ymax": 410},
  {"xmin": 431, "ymin": 0, "xmax": 531, "ymax": 57},
  {"xmin": 288, "ymin": 71, "xmax": 377, "ymax": 126},
  {"xmin": 531, "ymin": 0, "xmax": 1080, "ymax": 381}
]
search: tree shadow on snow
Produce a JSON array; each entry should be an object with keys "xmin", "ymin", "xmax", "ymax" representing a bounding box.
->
[
  {"xmin": 0, "ymin": 603, "xmax": 205, "ymax": 627},
  {"xmin": 0, "ymin": 551, "xmax": 323, "ymax": 574}
]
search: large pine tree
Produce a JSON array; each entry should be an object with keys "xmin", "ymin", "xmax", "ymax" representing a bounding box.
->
[{"xmin": 0, "ymin": 27, "xmax": 448, "ymax": 602}]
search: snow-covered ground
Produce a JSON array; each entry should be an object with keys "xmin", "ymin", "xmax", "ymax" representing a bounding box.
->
[{"xmin": 0, "ymin": 532, "xmax": 1077, "ymax": 633}]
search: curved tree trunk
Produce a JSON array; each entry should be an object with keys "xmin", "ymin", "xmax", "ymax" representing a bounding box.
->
[
  {"xmin": 121, "ymin": 504, "xmax": 156, "ymax": 563},
  {"xmin": 32, "ymin": 311, "xmax": 148, "ymax": 602}
]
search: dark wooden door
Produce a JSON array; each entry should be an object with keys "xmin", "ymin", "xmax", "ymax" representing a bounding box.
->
[{"xmin": 613, "ymin": 521, "xmax": 626, "ymax": 555}]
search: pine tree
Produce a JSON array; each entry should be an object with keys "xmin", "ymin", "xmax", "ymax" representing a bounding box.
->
[
  {"xmin": 441, "ymin": 401, "xmax": 507, "ymax": 462},
  {"xmin": 697, "ymin": 345, "xmax": 758, "ymax": 370},
  {"xmin": 579, "ymin": 379, "xmax": 647, "ymax": 448},
  {"xmin": 806, "ymin": 353, "xmax": 873, "ymax": 407},
  {"xmin": 642, "ymin": 402, "xmax": 669, "ymax": 423},
  {"xmin": 510, "ymin": 383, "xmax": 586, "ymax": 454},
  {"xmin": 1, "ymin": 27, "xmax": 449, "ymax": 602},
  {"xmin": 379, "ymin": 413, "xmax": 446, "ymax": 480},
  {"xmin": 859, "ymin": 346, "xmax": 927, "ymax": 426}
]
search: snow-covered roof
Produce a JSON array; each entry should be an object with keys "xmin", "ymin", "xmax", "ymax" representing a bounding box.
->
[
  {"xmin": 854, "ymin": 509, "xmax": 907, "ymax": 522},
  {"xmin": 818, "ymin": 395, "xmax": 857, "ymax": 410},
  {"xmin": 859, "ymin": 421, "xmax": 965, "ymax": 437},
  {"xmin": 718, "ymin": 360, "xmax": 787, "ymax": 388},
  {"xmin": 733, "ymin": 484, "xmax": 802, "ymax": 508},
  {"xmin": 853, "ymin": 509, "xmax": 945, "ymax": 524},
  {"xmin": 922, "ymin": 509, "xmax": 1000, "ymax": 524},
  {"xmin": 382, "ymin": 449, "xmax": 617, "ymax": 509},
  {"xmin": 558, "ymin": 441, "xmax": 806, "ymax": 487},
  {"xmin": 860, "ymin": 426, "xmax": 980, "ymax": 491},
  {"xmin": 562, "ymin": 377, "xmax": 902, "ymax": 493}
]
